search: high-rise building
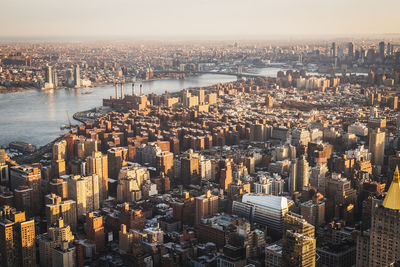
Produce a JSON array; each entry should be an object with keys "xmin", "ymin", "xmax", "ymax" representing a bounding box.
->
[
  {"xmin": 118, "ymin": 203, "xmax": 145, "ymax": 230},
  {"xmin": 86, "ymin": 212, "xmax": 104, "ymax": 252},
  {"xmin": 52, "ymin": 243, "xmax": 76, "ymax": 267},
  {"xmin": 310, "ymin": 164, "xmax": 328, "ymax": 194},
  {"xmin": 297, "ymin": 156, "xmax": 309, "ymax": 191},
  {"xmin": 195, "ymin": 190, "xmax": 218, "ymax": 225},
  {"xmin": 52, "ymin": 140, "xmax": 67, "ymax": 179},
  {"xmin": 219, "ymin": 159, "xmax": 233, "ymax": 190},
  {"xmin": 74, "ymin": 64, "xmax": 80, "ymax": 88},
  {"xmin": 156, "ymin": 151, "xmax": 174, "ymax": 178},
  {"xmin": 232, "ymin": 194, "xmax": 289, "ymax": 232},
  {"xmin": 367, "ymin": 166, "xmax": 400, "ymax": 267},
  {"xmin": 266, "ymin": 94, "xmax": 274, "ymax": 108},
  {"xmin": 199, "ymin": 156, "xmax": 212, "ymax": 180},
  {"xmin": 331, "ymin": 42, "xmax": 336, "ymax": 58},
  {"xmin": 107, "ymin": 147, "xmax": 127, "ymax": 179},
  {"xmin": 300, "ymin": 194, "xmax": 325, "ymax": 226},
  {"xmin": 45, "ymin": 193, "xmax": 77, "ymax": 231},
  {"xmin": 379, "ymin": 41, "xmax": 385, "ymax": 57},
  {"xmin": 86, "ymin": 151, "xmax": 108, "ymax": 202},
  {"xmin": 368, "ymin": 128, "xmax": 385, "ymax": 166},
  {"xmin": 10, "ymin": 164, "xmax": 42, "ymax": 215},
  {"xmin": 46, "ymin": 65, "xmax": 53, "ymax": 85},
  {"xmin": 0, "ymin": 149, "xmax": 6, "ymax": 166},
  {"xmin": 182, "ymin": 90, "xmax": 199, "ymax": 107},
  {"xmin": 49, "ymin": 178, "xmax": 68, "ymax": 200},
  {"xmin": 172, "ymin": 192, "xmax": 195, "ymax": 226},
  {"xmin": 66, "ymin": 174, "xmax": 100, "ymax": 218},
  {"xmin": 198, "ymin": 88, "xmax": 205, "ymax": 105},
  {"xmin": 326, "ymin": 173, "xmax": 357, "ymax": 221},
  {"xmin": 0, "ymin": 206, "xmax": 36, "ymax": 267},
  {"xmin": 116, "ymin": 164, "xmax": 150, "ymax": 202},
  {"xmin": 289, "ymin": 159, "xmax": 297, "ymax": 194},
  {"xmin": 43, "ymin": 65, "xmax": 57, "ymax": 89},
  {"xmin": 180, "ymin": 150, "xmax": 200, "ymax": 185},
  {"xmin": 135, "ymin": 143, "xmax": 162, "ymax": 167},
  {"xmin": 14, "ymin": 186, "xmax": 33, "ymax": 217},
  {"xmin": 52, "ymin": 68, "xmax": 58, "ymax": 88},
  {"xmin": 38, "ymin": 218, "xmax": 75, "ymax": 267},
  {"xmin": 348, "ymin": 42, "xmax": 354, "ymax": 58},
  {"xmin": 282, "ymin": 212, "xmax": 316, "ymax": 267}
]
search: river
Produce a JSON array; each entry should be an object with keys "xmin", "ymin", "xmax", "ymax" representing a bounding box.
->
[
  {"xmin": 0, "ymin": 66, "xmax": 366, "ymax": 148},
  {"xmin": 0, "ymin": 74, "xmax": 238, "ymax": 147}
]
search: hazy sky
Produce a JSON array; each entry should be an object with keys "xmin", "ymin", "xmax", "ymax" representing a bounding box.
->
[{"xmin": 1, "ymin": 0, "xmax": 399, "ymax": 39}]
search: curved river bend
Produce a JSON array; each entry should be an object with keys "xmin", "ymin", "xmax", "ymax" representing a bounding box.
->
[{"xmin": 0, "ymin": 74, "xmax": 238, "ymax": 147}]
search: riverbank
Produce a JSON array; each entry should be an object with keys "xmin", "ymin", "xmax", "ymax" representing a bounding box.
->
[
  {"xmin": 73, "ymin": 107, "xmax": 110, "ymax": 123},
  {"xmin": 13, "ymin": 135, "xmax": 65, "ymax": 164},
  {"xmin": 0, "ymin": 73, "xmax": 238, "ymax": 147},
  {"xmin": 0, "ymin": 86, "xmax": 36, "ymax": 94}
]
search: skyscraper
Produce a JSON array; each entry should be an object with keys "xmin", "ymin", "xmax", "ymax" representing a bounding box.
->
[
  {"xmin": 10, "ymin": 164, "xmax": 42, "ymax": 216},
  {"xmin": 52, "ymin": 140, "xmax": 67, "ymax": 178},
  {"xmin": 289, "ymin": 159, "xmax": 297, "ymax": 194},
  {"xmin": 282, "ymin": 212, "xmax": 316, "ymax": 267},
  {"xmin": 348, "ymin": 42, "xmax": 354, "ymax": 58},
  {"xmin": 297, "ymin": 155, "xmax": 309, "ymax": 191},
  {"xmin": 219, "ymin": 159, "xmax": 233, "ymax": 190},
  {"xmin": 0, "ymin": 206, "xmax": 36, "ymax": 267},
  {"xmin": 74, "ymin": 64, "xmax": 80, "ymax": 88},
  {"xmin": 66, "ymin": 174, "xmax": 100, "ymax": 218},
  {"xmin": 86, "ymin": 151, "xmax": 108, "ymax": 202},
  {"xmin": 331, "ymin": 42, "xmax": 336, "ymax": 58},
  {"xmin": 368, "ymin": 128, "xmax": 385, "ymax": 166},
  {"xmin": 46, "ymin": 65, "xmax": 53, "ymax": 85},
  {"xmin": 107, "ymin": 147, "xmax": 127, "ymax": 180},
  {"xmin": 379, "ymin": 41, "xmax": 385, "ymax": 58},
  {"xmin": 367, "ymin": 166, "xmax": 400, "ymax": 267}
]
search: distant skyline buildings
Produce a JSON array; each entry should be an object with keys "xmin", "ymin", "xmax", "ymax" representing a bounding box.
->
[{"xmin": 1, "ymin": 0, "xmax": 400, "ymax": 38}]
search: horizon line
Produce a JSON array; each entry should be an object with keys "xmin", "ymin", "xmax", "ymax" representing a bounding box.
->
[{"xmin": 1, "ymin": 33, "xmax": 400, "ymax": 42}]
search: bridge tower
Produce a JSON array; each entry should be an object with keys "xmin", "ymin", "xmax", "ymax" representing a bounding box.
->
[{"xmin": 114, "ymin": 83, "xmax": 118, "ymax": 99}]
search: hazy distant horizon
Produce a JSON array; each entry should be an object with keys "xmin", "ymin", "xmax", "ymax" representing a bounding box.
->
[
  {"xmin": 2, "ymin": 0, "xmax": 400, "ymax": 40},
  {"xmin": 1, "ymin": 33, "xmax": 400, "ymax": 43}
]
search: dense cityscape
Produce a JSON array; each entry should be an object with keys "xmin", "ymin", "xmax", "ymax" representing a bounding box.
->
[
  {"xmin": 1, "ymin": 36, "xmax": 400, "ymax": 267},
  {"xmin": 2, "ymin": 0, "xmax": 400, "ymax": 265},
  {"xmin": 1, "ymin": 39, "xmax": 400, "ymax": 93}
]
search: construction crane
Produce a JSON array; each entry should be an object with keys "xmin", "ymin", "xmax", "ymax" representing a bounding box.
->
[
  {"xmin": 61, "ymin": 111, "xmax": 72, "ymax": 130},
  {"xmin": 66, "ymin": 111, "xmax": 72, "ymax": 128}
]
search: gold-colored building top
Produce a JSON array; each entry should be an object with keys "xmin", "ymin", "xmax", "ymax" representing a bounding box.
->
[{"xmin": 382, "ymin": 166, "xmax": 400, "ymax": 210}]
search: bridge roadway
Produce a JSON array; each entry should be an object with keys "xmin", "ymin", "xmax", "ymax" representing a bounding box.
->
[{"xmin": 153, "ymin": 70, "xmax": 266, "ymax": 79}]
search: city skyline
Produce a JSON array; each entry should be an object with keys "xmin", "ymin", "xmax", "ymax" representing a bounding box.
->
[
  {"xmin": 2, "ymin": 1, "xmax": 400, "ymax": 265},
  {"xmin": 2, "ymin": 0, "xmax": 400, "ymax": 39}
]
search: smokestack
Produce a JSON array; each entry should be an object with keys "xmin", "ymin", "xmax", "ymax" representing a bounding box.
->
[
  {"xmin": 132, "ymin": 83, "xmax": 135, "ymax": 96},
  {"xmin": 140, "ymin": 84, "xmax": 143, "ymax": 96},
  {"xmin": 115, "ymin": 83, "xmax": 118, "ymax": 99},
  {"xmin": 120, "ymin": 83, "xmax": 124, "ymax": 99}
]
